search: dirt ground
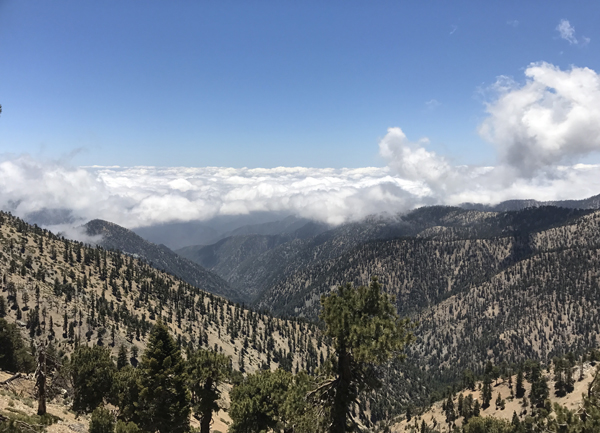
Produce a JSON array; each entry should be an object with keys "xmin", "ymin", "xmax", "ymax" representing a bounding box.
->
[
  {"xmin": 0, "ymin": 370, "xmax": 90, "ymax": 433},
  {"xmin": 0, "ymin": 370, "xmax": 232, "ymax": 433}
]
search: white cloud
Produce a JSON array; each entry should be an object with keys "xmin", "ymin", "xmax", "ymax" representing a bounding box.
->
[
  {"xmin": 378, "ymin": 127, "xmax": 451, "ymax": 188},
  {"xmin": 557, "ymin": 20, "xmax": 577, "ymax": 44},
  {"xmin": 377, "ymin": 128, "xmax": 600, "ymax": 209},
  {"xmin": 425, "ymin": 99, "xmax": 441, "ymax": 110},
  {"xmin": 479, "ymin": 62, "xmax": 600, "ymax": 176},
  {"xmin": 0, "ymin": 156, "xmax": 429, "ymax": 229},
  {"xmin": 507, "ymin": 20, "xmax": 519, "ymax": 28},
  {"xmin": 556, "ymin": 19, "xmax": 589, "ymax": 45}
]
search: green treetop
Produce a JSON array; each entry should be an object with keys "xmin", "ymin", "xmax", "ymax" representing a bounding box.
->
[
  {"xmin": 137, "ymin": 320, "xmax": 190, "ymax": 433},
  {"xmin": 187, "ymin": 348, "xmax": 231, "ymax": 433},
  {"xmin": 229, "ymin": 368, "xmax": 316, "ymax": 433},
  {"xmin": 313, "ymin": 277, "xmax": 414, "ymax": 433},
  {"xmin": 70, "ymin": 345, "xmax": 116, "ymax": 415}
]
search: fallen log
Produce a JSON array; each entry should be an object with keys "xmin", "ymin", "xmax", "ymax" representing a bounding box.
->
[{"xmin": 0, "ymin": 373, "xmax": 22, "ymax": 385}]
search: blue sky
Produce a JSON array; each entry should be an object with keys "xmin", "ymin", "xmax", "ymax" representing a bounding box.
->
[
  {"xmin": 1, "ymin": 1, "xmax": 598, "ymax": 168},
  {"xmin": 2, "ymin": 1, "xmax": 600, "ymax": 230}
]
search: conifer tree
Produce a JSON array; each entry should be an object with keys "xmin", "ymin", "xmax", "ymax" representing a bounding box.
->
[
  {"xmin": 516, "ymin": 370, "xmax": 525, "ymax": 398},
  {"xmin": 229, "ymin": 368, "xmax": 290, "ymax": 433},
  {"xmin": 313, "ymin": 278, "xmax": 414, "ymax": 433},
  {"xmin": 138, "ymin": 320, "xmax": 190, "ymax": 433},
  {"xmin": 0, "ymin": 317, "xmax": 35, "ymax": 372},
  {"xmin": 70, "ymin": 345, "xmax": 115, "ymax": 414},
  {"xmin": 444, "ymin": 393, "xmax": 456, "ymax": 427},
  {"xmin": 530, "ymin": 374, "xmax": 549, "ymax": 409},
  {"xmin": 117, "ymin": 344, "xmax": 128, "ymax": 370},
  {"xmin": 89, "ymin": 406, "xmax": 115, "ymax": 433},
  {"xmin": 481, "ymin": 377, "xmax": 493, "ymax": 409},
  {"xmin": 511, "ymin": 411, "xmax": 520, "ymax": 428},
  {"xmin": 0, "ymin": 295, "xmax": 6, "ymax": 317},
  {"xmin": 114, "ymin": 365, "xmax": 142, "ymax": 426},
  {"xmin": 187, "ymin": 349, "xmax": 231, "ymax": 433},
  {"xmin": 473, "ymin": 399, "xmax": 481, "ymax": 417},
  {"xmin": 230, "ymin": 368, "xmax": 316, "ymax": 433}
]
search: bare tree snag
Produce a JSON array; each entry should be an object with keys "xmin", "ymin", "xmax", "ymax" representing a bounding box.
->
[{"xmin": 35, "ymin": 345, "xmax": 47, "ymax": 415}]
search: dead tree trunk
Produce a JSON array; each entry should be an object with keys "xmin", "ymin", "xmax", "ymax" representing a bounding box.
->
[{"xmin": 35, "ymin": 346, "xmax": 46, "ymax": 416}]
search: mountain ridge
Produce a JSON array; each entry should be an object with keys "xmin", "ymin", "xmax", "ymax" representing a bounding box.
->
[{"xmin": 83, "ymin": 219, "xmax": 243, "ymax": 302}]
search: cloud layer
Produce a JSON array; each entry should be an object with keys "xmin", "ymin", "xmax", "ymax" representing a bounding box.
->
[{"xmin": 2, "ymin": 62, "xmax": 600, "ymax": 232}]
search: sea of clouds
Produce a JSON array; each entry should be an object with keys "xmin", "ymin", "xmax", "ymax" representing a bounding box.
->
[{"xmin": 2, "ymin": 62, "xmax": 600, "ymax": 232}]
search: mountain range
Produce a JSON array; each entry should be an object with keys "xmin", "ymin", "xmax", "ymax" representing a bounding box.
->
[{"xmin": 6, "ymin": 192, "xmax": 600, "ymax": 424}]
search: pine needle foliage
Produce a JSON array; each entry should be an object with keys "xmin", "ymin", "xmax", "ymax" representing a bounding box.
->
[
  {"xmin": 314, "ymin": 277, "xmax": 414, "ymax": 433},
  {"xmin": 137, "ymin": 320, "xmax": 190, "ymax": 433},
  {"xmin": 70, "ymin": 345, "xmax": 115, "ymax": 415},
  {"xmin": 187, "ymin": 348, "xmax": 231, "ymax": 433}
]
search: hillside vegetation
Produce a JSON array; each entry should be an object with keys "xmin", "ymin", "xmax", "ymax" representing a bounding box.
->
[{"xmin": 0, "ymin": 211, "xmax": 328, "ymax": 377}]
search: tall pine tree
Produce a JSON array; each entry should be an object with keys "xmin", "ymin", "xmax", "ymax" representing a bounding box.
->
[
  {"xmin": 138, "ymin": 320, "xmax": 190, "ymax": 433},
  {"xmin": 313, "ymin": 278, "xmax": 414, "ymax": 433},
  {"xmin": 187, "ymin": 349, "xmax": 231, "ymax": 433}
]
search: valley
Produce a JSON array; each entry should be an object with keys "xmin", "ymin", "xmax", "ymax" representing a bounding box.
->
[{"xmin": 2, "ymin": 196, "xmax": 600, "ymax": 432}]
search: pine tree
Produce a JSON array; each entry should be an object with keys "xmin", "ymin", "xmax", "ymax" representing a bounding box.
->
[
  {"xmin": 495, "ymin": 392, "xmax": 504, "ymax": 410},
  {"xmin": 530, "ymin": 375, "xmax": 549, "ymax": 409},
  {"xmin": 115, "ymin": 420, "xmax": 141, "ymax": 433},
  {"xmin": 444, "ymin": 393, "xmax": 456, "ymax": 427},
  {"xmin": 114, "ymin": 365, "xmax": 142, "ymax": 426},
  {"xmin": 481, "ymin": 376, "xmax": 493, "ymax": 409},
  {"xmin": 313, "ymin": 278, "xmax": 414, "ymax": 433},
  {"xmin": 473, "ymin": 399, "xmax": 481, "ymax": 417},
  {"xmin": 229, "ymin": 368, "xmax": 316, "ymax": 433},
  {"xmin": 117, "ymin": 344, "xmax": 129, "ymax": 370},
  {"xmin": 138, "ymin": 320, "xmax": 190, "ymax": 433},
  {"xmin": 187, "ymin": 349, "xmax": 231, "ymax": 433},
  {"xmin": 70, "ymin": 345, "xmax": 116, "ymax": 414},
  {"xmin": 89, "ymin": 406, "xmax": 115, "ymax": 433},
  {"xmin": 511, "ymin": 411, "xmax": 520, "ymax": 428},
  {"xmin": 0, "ymin": 296, "xmax": 7, "ymax": 318},
  {"xmin": 0, "ymin": 318, "xmax": 35, "ymax": 372},
  {"xmin": 516, "ymin": 370, "xmax": 525, "ymax": 398}
]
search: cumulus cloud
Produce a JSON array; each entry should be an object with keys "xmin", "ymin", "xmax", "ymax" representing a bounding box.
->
[
  {"xmin": 479, "ymin": 62, "xmax": 600, "ymax": 176},
  {"xmin": 2, "ymin": 62, "xmax": 600, "ymax": 232},
  {"xmin": 378, "ymin": 63, "xmax": 600, "ymax": 205},
  {"xmin": 378, "ymin": 127, "xmax": 451, "ymax": 187},
  {"xmin": 377, "ymin": 128, "xmax": 600, "ymax": 208}
]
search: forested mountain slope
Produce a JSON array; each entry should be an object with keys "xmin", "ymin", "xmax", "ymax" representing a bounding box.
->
[
  {"xmin": 460, "ymin": 192, "xmax": 600, "ymax": 212},
  {"xmin": 84, "ymin": 219, "xmax": 241, "ymax": 301},
  {"xmin": 177, "ymin": 214, "xmax": 418, "ymax": 299},
  {"xmin": 255, "ymin": 206, "xmax": 594, "ymax": 317},
  {"xmin": 178, "ymin": 205, "xmax": 595, "ymax": 305},
  {"xmin": 0, "ymin": 212, "xmax": 328, "ymax": 376},
  {"xmin": 250, "ymin": 207, "xmax": 600, "ymax": 417},
  {"xmin": 179, "ymin": 210, "xmax": 493, "ymax": 301}
]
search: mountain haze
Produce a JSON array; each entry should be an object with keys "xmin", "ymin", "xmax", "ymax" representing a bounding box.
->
[{"xmin": 84, "ymin": 219, "xmax": 242, "ymax": 302}]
